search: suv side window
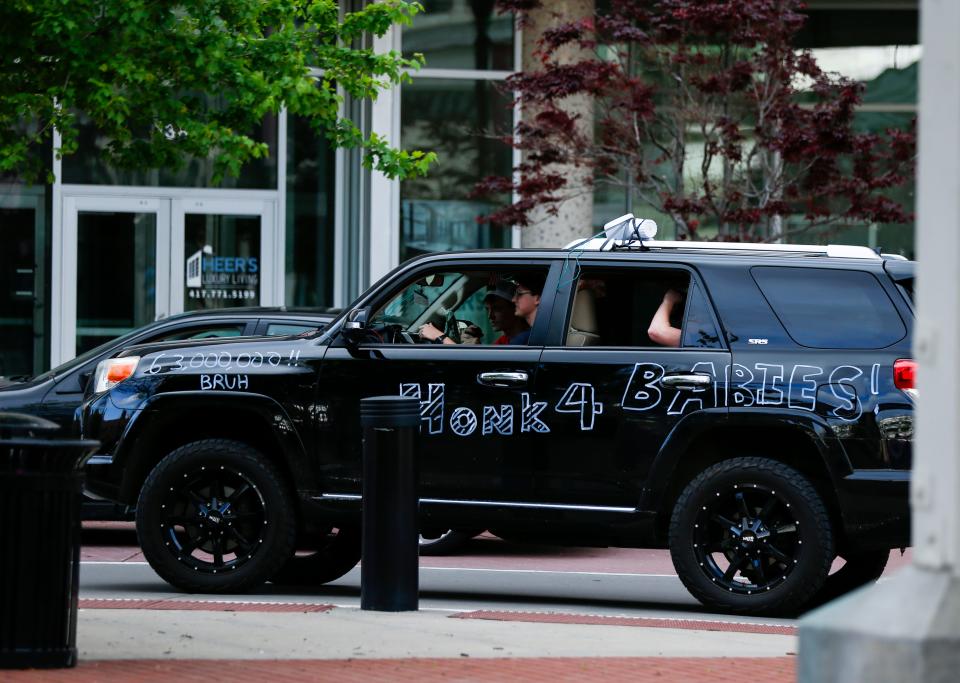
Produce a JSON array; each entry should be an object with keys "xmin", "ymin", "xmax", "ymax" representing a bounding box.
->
[
  {"xmin": 564, "ymin": 267, "xmax": 722, "ymax": 348},
  {"xmin": 751, "ymin": 266, "xmax": 906, "ymax": 349},
  {"xmin": 682, "ymin": 282, "xmax": 725, "ymax": 349},
  {"xmin": 370, "ymin": 267, "xmax": 549, "ymax": 345}
]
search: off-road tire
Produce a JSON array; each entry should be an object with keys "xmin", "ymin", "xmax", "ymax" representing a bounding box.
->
[
  {"xmin": 669, "ymin": 457, "xmax": 834, "ymax": 616},
  {"xmin": 419, "ymin": 529, "xmax": 481, "ymax": 556},
  {"xmin": 811, "ymin": 548, "xmax": 890, "ymax": 608},
  {"xmin": 136, "ymin": 439, "xmax": 297, "ymax": 593},
  {"xmin": 270, "ymin": 526, "xmax": 362, "ymax": 586}
]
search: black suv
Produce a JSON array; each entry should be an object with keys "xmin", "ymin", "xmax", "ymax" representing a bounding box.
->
[{"xmin": 79, "ymin": 235, "xmax": 914, "ymax": 616}]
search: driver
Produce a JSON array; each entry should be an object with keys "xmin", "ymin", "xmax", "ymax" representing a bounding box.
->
[{"xmin": 485, "ymin": 281, "xmax": 528, "ymax": 345}]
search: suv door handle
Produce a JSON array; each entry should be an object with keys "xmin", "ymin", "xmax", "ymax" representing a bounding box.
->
[
  {"xmin": 661, "ymin": 373, "xmax": 712, "ymax": 389},
  {"xmin": 478, "ymin": 371, "xmax": 529, "ymax": 388}
]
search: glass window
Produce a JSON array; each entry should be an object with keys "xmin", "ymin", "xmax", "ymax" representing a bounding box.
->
[
  {"xmin": 682, "ymin": 282, "xmax": 724, "ymax": 349},
  {"xmin": 62, "ymin": 111, "xmax": 278, "ymax": 189},
  {"xmin": 751, "ymin": 266, "xmax": 906, "ymax": 349},
  {"xmin": 564, "ymin": 268, "xmax": 720, "ymax": 349},
  {"xmin": 76, "ymin": 211, "xmax": 157, "ymax": 354},
  {"xmin": 285, "ymin": 115, "xmax": 336, "ymax": 307},
  {"xmin": 371, "ymin": 268, "xmax": 545, "ymax": 345},
  {"xmin": 400, "ymin": 79, "xmax": 513, "ymax": 262},
  {"xmin": 157, "ymin": 325, "xmax": 247, "ymax": 341},
  {"xmin": 265, "ymin": 322, "xmax": 320, "ymax": 336},
  {"xmin": 183, "ymin": 214, "xmax": 261, "ymax": 311},
  {"xmin": 402, "ymin": 1, "xmax": 514, "ymax": 71},
  {"xmin": 0, "ymin": 206, "xmax": 40, "ymax": 377}
]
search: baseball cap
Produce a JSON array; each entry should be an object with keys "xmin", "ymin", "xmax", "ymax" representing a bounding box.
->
[{"xmin": 484, "ymin": 280, "xmax": 517, "ymax": 303}]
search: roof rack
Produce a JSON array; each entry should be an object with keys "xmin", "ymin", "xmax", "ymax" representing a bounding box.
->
[{"xmin": 563, "ymin": 237, "xmax": 882, "ymax": 260}]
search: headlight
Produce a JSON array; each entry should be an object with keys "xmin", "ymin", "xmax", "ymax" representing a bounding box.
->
[{"xmin": 92, "ymin": 356, "xmax": 140, "ymax": 394}]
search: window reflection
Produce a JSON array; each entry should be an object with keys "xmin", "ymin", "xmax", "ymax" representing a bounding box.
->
[
  {"xmin": 183, "ymin": 215, "xmax": 261, "ymax": 311},
  {"xmin": 76, "ymin": 211, "xmax": 156, "ymax": 354},
  {"xmin": 400, "ymin": 79, "xmax": 513, "ymax": 262},
  {"xmin": 62, "ymin": 111, "xmax": 278, "ymax": 189},
  {"xmin": 403, "ymin": 0, "xmax": 514, "ymax": 71},
  {"xmin": 0, "ymin": 207, "xmax": 39, "ymax": 376},
  {"xmin": 285, "ymin": 115, "xmax": 336, "ymax": 307}
]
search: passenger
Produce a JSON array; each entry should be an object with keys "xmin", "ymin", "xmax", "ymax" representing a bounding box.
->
[
  {"xmin": 648, "ymin": 288, "xmax": 684, "ymax": 347},
  {"xmin": 484, "ymin": 281, "xmax": 529, "ymax": 345},
  {"xmin": 510, "ymin": 274, "xmax": 546, "ymax": 345}
]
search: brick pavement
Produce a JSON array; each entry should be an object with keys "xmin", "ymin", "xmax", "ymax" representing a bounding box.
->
[{"xmin": 3, "ymin": 657, "xmax": 796, "ymax": 682}]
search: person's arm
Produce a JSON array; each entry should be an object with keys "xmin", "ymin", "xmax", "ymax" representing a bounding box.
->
[
  {"xmin": 648, "ymin": 289, "xmax": 683, "ymax": 348},
  {"xmin": 419, "ymin": 322, "xmax": 455, "ymax": 344}
]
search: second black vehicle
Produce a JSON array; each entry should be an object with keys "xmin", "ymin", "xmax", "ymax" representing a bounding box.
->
[
  {"xmin": 79, "ymin": 221, "xmax": 914, "ymax": 615},
  {"xmin": 0, "ymin": 306, "xmax": 336, "ymax": 519}
]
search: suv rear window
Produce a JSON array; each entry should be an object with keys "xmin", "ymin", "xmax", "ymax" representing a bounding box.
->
[{"xmin": 751, "ymin": 266, "xmax": 906, "ymax": 349}]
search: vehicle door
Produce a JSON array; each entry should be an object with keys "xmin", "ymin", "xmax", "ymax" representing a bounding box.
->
[
  {"xmin": 316, "ymin": 259, "xmax": 560, "ymax": 503},
  {"xmin": 533, "ymin": 260, "xmax": 731, "ymax": 508}
]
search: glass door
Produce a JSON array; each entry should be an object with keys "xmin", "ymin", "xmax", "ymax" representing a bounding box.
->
[
  {"xmin": 58, "ymin": 196, "xmax": 170, "ymax": 364},
  {"xmin": 171, "ymin": 198, "xmax": 276, "ymax": 313},
  {"xmin": 0, "ymin": 190, "xmax": 46, "ymax": 378}
]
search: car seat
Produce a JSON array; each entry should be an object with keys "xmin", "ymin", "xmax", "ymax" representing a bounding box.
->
[{"xmin": 566, "ymin": 288, "xmax": 601, "ymax": 346}]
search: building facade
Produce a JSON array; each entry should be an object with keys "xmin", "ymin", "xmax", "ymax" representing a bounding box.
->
[{"xmin": 0, "ymin": 0, "xmax": 918, "ymax": 377}]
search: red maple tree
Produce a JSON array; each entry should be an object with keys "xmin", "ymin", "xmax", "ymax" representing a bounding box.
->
[{"xmin": 478, "ymin": 0, "xmax": 915, "ymax": 241}]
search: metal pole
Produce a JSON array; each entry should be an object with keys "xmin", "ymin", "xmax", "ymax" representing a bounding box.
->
[
  {"xmin": 799, "ymin": 3, "xmax": 960, "ymax": 681},
  {"xmin": 359, "ymin": 396, "xmax": 421, "ymax": 612}
]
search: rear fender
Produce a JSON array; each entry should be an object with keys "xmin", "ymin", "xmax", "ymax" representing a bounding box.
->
[{"xmin": 640, "ymin": 408, "xmax": 851, "ymax": 515}]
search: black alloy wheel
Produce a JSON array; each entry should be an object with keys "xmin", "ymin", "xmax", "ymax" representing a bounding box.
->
[
  {"xmin": 137, "ymin": 439, "xmax": 296, "ymax": 593},
  {"xmin": 669, "ymin": 457, "xmax": 833, "ymax": 616},
  {"xmin": 692, "ymin": 482, "xmax": 802, "ymax": 594}
]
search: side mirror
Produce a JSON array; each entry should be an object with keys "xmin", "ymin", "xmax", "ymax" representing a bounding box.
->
[{"xmin": 342, "ymin": 306, "xmax": 371, "ymax": 345}]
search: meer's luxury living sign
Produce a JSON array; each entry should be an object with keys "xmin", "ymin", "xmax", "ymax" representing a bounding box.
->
[{"xmin": 186, "ymin": 245, "xmax": 259, "ymax": 302}]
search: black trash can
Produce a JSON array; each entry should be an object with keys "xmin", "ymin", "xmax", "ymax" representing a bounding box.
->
[{"xmin": 0, "ymin": 412, "xmax": 100, "ymax": 669}]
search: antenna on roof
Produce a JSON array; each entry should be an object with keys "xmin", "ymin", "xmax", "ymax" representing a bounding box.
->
[{"xmin": 602, "ymin": 214, "xmax": 658, "ymax": 250}]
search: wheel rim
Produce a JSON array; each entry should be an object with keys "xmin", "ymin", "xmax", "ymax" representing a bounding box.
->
[
  {"xmin": 419, "ymin": 530, "xmax": 456, "ymax": 547},
  {"xmin": 691, "ymin": 482, "xmax": 802, "ymax": 595},
  {"xmin": 158, "ymin": 465, "xmax": 267, "ymax": 573}
]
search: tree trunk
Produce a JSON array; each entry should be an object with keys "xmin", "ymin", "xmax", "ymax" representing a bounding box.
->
[{"xmin": 520, "ymin": 0, "xmax": 595, "ymax": 248}]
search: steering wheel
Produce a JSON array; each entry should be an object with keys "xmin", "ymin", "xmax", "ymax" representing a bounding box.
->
[
  {"xmin": 379, "ymin": 324, "xmax": 423, "ymax": 344},
  {"xmin": 443, "ymin": 312, "xmax": 461, "ymax": 344}
]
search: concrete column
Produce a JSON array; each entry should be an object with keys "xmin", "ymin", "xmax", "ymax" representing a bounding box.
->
[
  {"xmin": 798, "ymin": 2, "xmax": 960, "ymax": 680},
  {"xmin": 519, "ymin": 0, "xmax": 595, "ymax": 248}
]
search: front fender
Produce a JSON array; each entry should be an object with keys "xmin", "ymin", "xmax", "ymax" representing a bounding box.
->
[{"xmin": 113, "ymin": 391, "xmax": 313, "ymax": 502}]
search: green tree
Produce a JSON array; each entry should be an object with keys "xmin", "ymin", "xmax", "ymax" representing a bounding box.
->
[{"xmin": 0, "ymin": 0, "xmax": 436, "ymax": 183}]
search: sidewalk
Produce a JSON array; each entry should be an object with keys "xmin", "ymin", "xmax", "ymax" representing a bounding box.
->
[
  {"xmin": 5, "ymin": 598, "xmax": 798, "ymax": 682},
  {"xmin": 1, "ymin": 525, "xmax": 819, "ymax": 681}
]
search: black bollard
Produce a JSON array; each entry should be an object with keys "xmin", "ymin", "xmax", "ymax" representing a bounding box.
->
[
  {"xmin": 359, "ymin": 396, "xmax": 421, "ymax": 611},
  {"xmin": 0, "ymin": 412, "xmax": 99, "ymax": 669}
]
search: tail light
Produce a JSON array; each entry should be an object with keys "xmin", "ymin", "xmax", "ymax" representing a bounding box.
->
[
  {"xmin": 92, "ymin": 356, "xmax": 140, "ymax": 394},
  {"xmin": 893, "ymin": 358, "xmax": 917, "ymax": 399}
]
